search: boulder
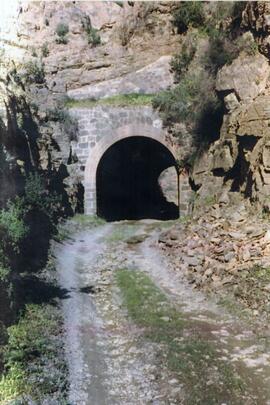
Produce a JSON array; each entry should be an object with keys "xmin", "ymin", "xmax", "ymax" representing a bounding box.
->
[{"xmin": 216, "ymin": 53, "xmax": 270, "ymax": 103}]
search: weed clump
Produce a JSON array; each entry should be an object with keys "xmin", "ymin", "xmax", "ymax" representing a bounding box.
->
[
  {"xmin": 55, "ymin": 23, "xmax": 69, "ymax": 44},
  {"xmin": 24, "ymin": 61, "xmax": 45, "ymax": 84},
  {"xmin": 153, "ymin": 70, "xmax": 222, "ymax": 146},
  {"xmin": 173, "ymin": 2, "xmax": 205, "ymax": 34},
  {"xmin": 81, "ymin": 16, "xmax": 101, "ymax": 47},
  {"xmin": 170, "ymin": 35, "xmax": 197, "ymax": 82},
  {"xmin": 41, "ymin": 42, "xmax": 49, "ymax": 57}
]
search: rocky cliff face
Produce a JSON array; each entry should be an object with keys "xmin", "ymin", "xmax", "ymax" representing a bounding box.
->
[
  {"xmin": 191, "ymin": 4, "xmax": 270, "ymax": 212},
  {"xmin": 0, "ymin": 1, "xmax": 180, "ymax": 212},
  {"xmin": 2, "ymin": 1, "xmax": 270, "ymax": 215}
]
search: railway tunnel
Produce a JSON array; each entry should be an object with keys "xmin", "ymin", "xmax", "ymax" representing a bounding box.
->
[{"xmin": 96, "ymin": 136, "xmax": 179, "ymax": 221}]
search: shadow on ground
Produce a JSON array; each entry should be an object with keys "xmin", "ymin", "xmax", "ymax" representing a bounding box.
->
[{"xmin": 15, "ymin": 276, "xmax": 70, "ymax": 306}]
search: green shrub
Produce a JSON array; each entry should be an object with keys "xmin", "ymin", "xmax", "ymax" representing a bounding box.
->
[
  {"xmin": 56, "ymin": 22, "xmax": 69, "ymax": 37},
  {"xmin": 24, "ymin": 172, "xmax": 45, "ymax": 206},
  {"xmin": 55, "ymin": 23, "xmax": 69, "ymax": 44},
  {"xmin": 24, "ymin": 61, "xmax": 45, "ymax": 84},
  {"xmin": 41, "ymin": 42, "xmax": 49, "ymax": 57},
  {"xmin": 153, "ymin": 71, "xmax": 208, "ymax": 125},
  {"xmin": 173, "ymin": 2, "xmax": 205, "ymax": 33},
  {"xmin": 0, "ymin": 200, "xmax": 28, "ymax": 250},
  {"xmin": 0, "ymin": 265, "xmax": 10, "ymax": 282},
  {"xmin": 203, "ymin": 31, "xmax": 258, "ymax": 73},
  {"xmin": 153, "ymin": 0, "xmax": 249, "ymax": 170},
  {"xmin": 0, "ymin": 363, "xmax": 26, "ymax": 403},
  {"xmin": 87, "ymin": 27, "xmax": 101, "ymax": 46},
  {"xmin": 81, "ymin": 16, "xmax": 101, "ymax": 47},
  {"xmin": 203, "ymin": 30, "xmax": 237, "ymax": 73},
  {"xmin": 24, "ymin": 173, "xmax": 60, "ymax": 219},
  {"xmin": 172, "ymin": 2, "xmax": 249, "ymax": 74},
  {"xmin": 153, "ymin": 70, "xmax": 222, "ymax": 146},
  {"xmin": 171, "ymin": 37, "xmax": 197, "ymax": 82},
  {"xmin": 0, "ymin": 304, "xmax": 66, "ymax": 403}
]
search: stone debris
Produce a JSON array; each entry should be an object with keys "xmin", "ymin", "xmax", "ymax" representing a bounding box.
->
[{"xmin": 158, "ymin": 203, "xmax": 270, "ymax": 312}]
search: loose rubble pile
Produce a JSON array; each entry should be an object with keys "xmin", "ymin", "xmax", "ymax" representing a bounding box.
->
[{"xmin": 158, "ymin": 203, "xmax": 270, "ymax": 315}]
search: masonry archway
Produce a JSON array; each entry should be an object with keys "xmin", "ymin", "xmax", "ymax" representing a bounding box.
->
[
  {"xmin": 84, "ymin": 124, "xmax": 179, "ymax": 219},
  {"xmin": 97, "ymin": 136, "xmax": 178, "ymax": 221}
]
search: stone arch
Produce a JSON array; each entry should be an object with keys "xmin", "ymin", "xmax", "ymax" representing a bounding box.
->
[{"xmin": 84, "ymin": 123, "xmax": 177, "ymax": 215}]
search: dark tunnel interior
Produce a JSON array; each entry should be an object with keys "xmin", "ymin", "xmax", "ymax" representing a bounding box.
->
[{"xmin": 96, "ymin": 136, "xmax": 179, "ymax": 221}]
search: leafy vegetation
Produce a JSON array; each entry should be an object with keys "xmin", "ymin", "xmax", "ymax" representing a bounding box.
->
[
  {"xmin": 81, "ymin": 16, "xmax": 101, "ymax": 47},
  {"xmin": 204, "ymin": 30, "xmax": 258, "ymax": 74},
  {"xmin": 0, "ymin": 199, "xmax": 27, "ymax": 283},
  {"xmin": 87, "ymin": 27, "xmax": 101, "ymax": 47},
  {"xmin": 116, "ymin": 269, "xmax": 246, "ymax": 404},
  {"xmin": 41, "ymin": 42, "xmax": 49, "ymax": 57},
  {"xmin": 65, "ymin": 93, "xmax": 154, "ymax": 108},
  {"xmin": 173, "ymin": 2, "xmax": 205, "ymax": 34},
  {"xmin": 24, "ymin": 172, "xmax": 60, "ymax": 219},
  {"xmin": 0, "ymin": 172, "xmax": 62, "ymax": 282},
  {"xmin": 0, "ymin": 304, "xmax": 67, "ymax": 404},
  {"xmin": 23, "ymin": 61, "xmax": 45, "ymax": 84},
  {"xmin": 153, "ymin": 2, "xmax": 254, "ymax": 168},
  {"xmin": 0, "ymin": 201, "xmax": 28, "ymax": 250},
  {"xmin": 172, "ymin": 1, "xmax": 252, "ymax": 75},
  {"xmin": 153, "ymin": 70, "xmax": 222, "ymax": 152},
  {"xmin": 55, "ymin": 23, "xmax": 69, "ymax": 44},
  {"xmin": 170, "ymin": 34, "xmax": 197, "ymax": 82},
  {"xmin": 0, "ymin": 82, "xmax": 71, "ymax": 403}
]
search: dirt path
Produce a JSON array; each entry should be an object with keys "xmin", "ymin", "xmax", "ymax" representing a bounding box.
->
[{"xmin": 56, "ymin": 220, "xmax": 270, "ymax": 405}]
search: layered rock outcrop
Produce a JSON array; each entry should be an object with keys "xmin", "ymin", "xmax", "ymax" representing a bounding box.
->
[
  {"xmin": 192, "ymin": 41, "xmax": 270, "ymax": 210},
  {"xmin": 2, "ymin": 1, "xmax": 270, "ymax": 215},
  {"xmin": 0, "ymin": 1, "xmax": 181, "ymax": 213}
]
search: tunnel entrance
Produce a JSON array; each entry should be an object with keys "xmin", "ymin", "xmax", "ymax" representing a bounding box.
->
[{"xmin": 96, "ymin": 136, "xmax": 179, "ymax": 221}]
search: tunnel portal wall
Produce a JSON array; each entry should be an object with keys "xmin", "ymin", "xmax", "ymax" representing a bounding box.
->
[{"xmin": 70, "ymin": 105, "xmax": 192, "ymax": 216}]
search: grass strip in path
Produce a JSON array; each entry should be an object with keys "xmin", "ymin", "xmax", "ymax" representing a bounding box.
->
[{"xmin": 116, "ymin": 269, "xmax": 248, "ymax": 405}]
